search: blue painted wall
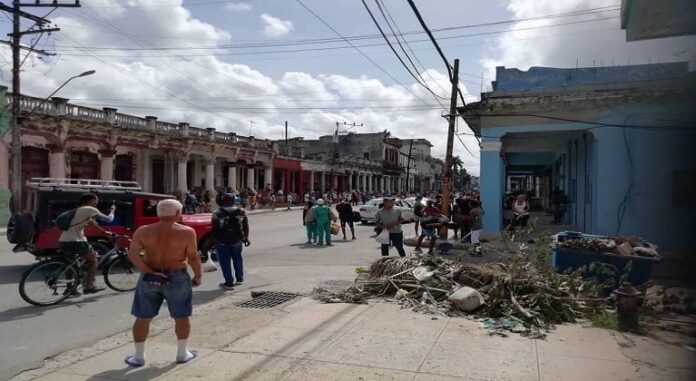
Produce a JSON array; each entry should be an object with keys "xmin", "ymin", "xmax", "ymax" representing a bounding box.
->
[
  {"xmin": 479, "ymin": 102, "xmax": 696, "ymax": 252},
  {"xmin": 493, "ymin": 62, "xmax": 688, "ymax": 91}
]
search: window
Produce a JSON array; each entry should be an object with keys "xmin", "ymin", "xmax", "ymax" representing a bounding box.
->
[
  {"xmin": 142, "ymin": 199, "xmax": 160, "ymax": 217},
  {"xmin": 364, "ymin": 152, "xmax": 370, "ymax": 159}
]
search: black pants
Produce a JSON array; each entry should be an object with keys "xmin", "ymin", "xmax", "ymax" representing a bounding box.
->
[{"xmin": 381, "ymin": 232, "xmax": 406, "ymax": 257}]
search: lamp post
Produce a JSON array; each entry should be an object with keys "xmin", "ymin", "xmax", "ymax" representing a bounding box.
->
[{"xmin": 10, "ymin": 69, "xmax": 95, "ymax": 212}]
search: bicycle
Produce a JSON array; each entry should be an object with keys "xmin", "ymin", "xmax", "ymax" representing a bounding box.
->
[{"xmin": 18, "ymin": 235, "xmax": 140, "ymax": 306}]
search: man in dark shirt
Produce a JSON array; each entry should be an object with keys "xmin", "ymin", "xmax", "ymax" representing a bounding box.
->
[
  {"xmin": 210, "ymin": 194, "xmax": 250, "ymax": 289},
  {"xmin": 335, "ymin": 198, "xmax": 355, "ymax": 240}
]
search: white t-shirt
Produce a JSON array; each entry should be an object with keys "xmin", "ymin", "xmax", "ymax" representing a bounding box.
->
[{"xmin": 58, "ymin": 206, "xmax": 114, "ymax": 242}]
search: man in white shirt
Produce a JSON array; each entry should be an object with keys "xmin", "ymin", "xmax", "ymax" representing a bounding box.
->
[{"xmin": 58, "ymin": 193, "xmax": 115, "ymax": 294}]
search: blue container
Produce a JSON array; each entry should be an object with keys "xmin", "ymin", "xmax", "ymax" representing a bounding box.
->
[{"xmin": 551, "ymin": 232, "xmax": 660, "ymax": 286}]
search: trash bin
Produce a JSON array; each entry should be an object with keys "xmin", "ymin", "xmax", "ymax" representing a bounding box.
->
[{"xmin": 551, "ymin": 231, "xmax": 661, "ymax": 287}]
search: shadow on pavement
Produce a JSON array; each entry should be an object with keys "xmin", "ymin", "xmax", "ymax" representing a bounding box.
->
[
  {"xmin": 86, "ymin": 363, "xmax": 177, "ymax": 381},
  {"xmin": 0, "ymin": 293, "xmax": 108, "ymax": 322},
  {"xmin": 0, "ymin": 264, "xmax": 31, "ymax": 285},
  {"xmin": 192, "ymin": 288, "xmax": 227, "ymax": 306}
]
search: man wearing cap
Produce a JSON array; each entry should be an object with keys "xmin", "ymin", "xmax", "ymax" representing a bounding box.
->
[
  {"xmin": 211, "ymin": 193, "xmax": 250, "ymax": 289},
  {"xmin": 374, "ymin": 197, "xmax": 407, "ymax": 257},
  {"xmin": 126, "ymin": 199, "xmax": 202, "ymax": 367},
  {"xmin": 311, "ymin": 199, "xmax": 337, "ymax": 246}
]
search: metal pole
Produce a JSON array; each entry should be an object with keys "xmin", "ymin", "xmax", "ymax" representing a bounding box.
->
[
  {"xmin": 405, "ymin": 138, "xmax": 413, "ymax": 193},
  {"xmin": 10, "ymin": 0, "xmax": 22, "ymax": 213},
  {"xmin": 440, "ymin": 58, "xmax": 459, "ymax": 238}
]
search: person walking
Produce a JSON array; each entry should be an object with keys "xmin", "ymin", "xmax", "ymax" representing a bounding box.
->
[
  {"xmin": 125, "ymin": 199, "xmax": 202, "ymax": 367},
  {"xmin": 286, "ymin": 193, "xmax": 293, "ymax": 211},
  {"xmin": 414, "ymin": 200, "xmax": 441, "ymax": 255},
  {"xmin": 302, "ymin": 201, "xmax": 317, "ymax": 244},
  {"xmin": 312, "ymin": 199, "xmax": 336, "ymax": 246},
  {"xmin": 412, "ymin": 195, "xmax": 424, "ymax": 237},
  {"xmin": 336, "ymin": 198, "xmax": 356, "ymax": 240},
  {"xmin": 374, "ymin": 197, "xmax": 406, "ymax": 257},
  {"xmin": 58, "ymin": 193, "xmax": 116, "ymax": 294},
  {"xmin": 211, "ymin": 194, "xmax": 250, "ymax": 290},
  {"xmin": 469, "ymin": 200, "xmax": 484, "ymax": 248}
]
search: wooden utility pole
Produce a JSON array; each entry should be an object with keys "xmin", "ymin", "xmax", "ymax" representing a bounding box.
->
[
  {"xmin": 4, "ymin": 0, "xmax": 80, "ymax": 213},
  {"xmin": 284, "ymin": 120, "xmax": 288, "ymax": 154},
  {"xmin": 405, "ymin": 138, "xmax": 413, "ymax": 193},
  {"xmin": 440, "ymin": 58, "xmax": 459, "ymax": 238}
]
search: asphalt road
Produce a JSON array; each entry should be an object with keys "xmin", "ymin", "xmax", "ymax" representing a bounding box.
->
[{"xmin": 0, "ymin": 209, "xmax": 387, "ymax": 381}]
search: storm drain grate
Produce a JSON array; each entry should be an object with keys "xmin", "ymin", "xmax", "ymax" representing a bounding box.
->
[{"xmin": 235, "ymin": 291, "xmax": 301, "ymax": 309}]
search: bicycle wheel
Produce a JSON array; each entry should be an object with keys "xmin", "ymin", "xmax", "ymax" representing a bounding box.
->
[
  {"xmin": 104, "ymin": 256, "xmax": 140, "ymax": 292},
  {"xmin": 19, "ymin": 260, "xmax": 79, "ymax": 306}
]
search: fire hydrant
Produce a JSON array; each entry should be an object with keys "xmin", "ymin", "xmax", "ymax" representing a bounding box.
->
[{"xmin": 613, "ymin": 282, "xmax": 641, "ymax": 332}]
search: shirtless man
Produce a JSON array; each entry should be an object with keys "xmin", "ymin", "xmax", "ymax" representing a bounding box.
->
[{"xmin": 125, "ymin": 199, "xmax": 202, "ymax": 367}]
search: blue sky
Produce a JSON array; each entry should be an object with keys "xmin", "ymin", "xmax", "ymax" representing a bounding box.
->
[{"xmin": 1, "ymin": 0, "xmax": 694, "ymax": 175}]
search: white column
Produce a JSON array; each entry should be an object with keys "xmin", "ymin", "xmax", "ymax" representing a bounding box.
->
[
  {"xmin": 347, "ymin": 172, "xmax": 352, "ymax": 191},
  {"xmin": 49, "ymin": 150, "xmax": 66, "ymax": 180},
  {"xmin": 0, "ymin": 143, "xmax": 10, "ymax": 189},
  {"xmin": 264, "ymin": 166, "xmax": 272, "ymax": 189},
  {"xmin": 309, "ymin": 170, "xmax": 315, "ymax": 192},
  {"xmin": 140, "ymin": 151, "xmax": 151, "ymax": 192},
  {"xmin": 367, "ymin": 174, "xmax": 372, "ymax": 193},
  {"xmin": 100, "ymin": 156, "xmax": 114, "ymax": 181},
  {"xmin": 320, "ymin": 171, "xmax": 326, "ymax": 193},
  {"xmin": 228, "ymin": 166, "xmax": 237, "ymax": 190},
  {"xmin": 177, "ymin": 159, "xmax": 188, "ymax": 193},
  {"xmin": 247, "ymin": 167, "xmax": 255, "ymax": 190},
  {"xmin": 205, "ymin": 161, "xmax": 215, "ymax": 191}
]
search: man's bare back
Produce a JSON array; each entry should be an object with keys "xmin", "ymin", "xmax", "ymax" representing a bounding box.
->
[{"xmin": 132, "ymin": 222, "xmax": 196, "ymax": 270}]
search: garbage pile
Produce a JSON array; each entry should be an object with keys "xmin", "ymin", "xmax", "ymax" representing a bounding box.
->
[
  {"xmin": 313, "ymin": 252, "xmax": 610, "ymax": 338},
  {"xmin": 556, "ymin": 236, "xmax": 659, "ymax": 258}
]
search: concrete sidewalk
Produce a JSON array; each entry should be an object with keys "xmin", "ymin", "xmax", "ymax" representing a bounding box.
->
[{"xmin": 11, "ymin": 294, "xmax": 695, "ymax": 381}]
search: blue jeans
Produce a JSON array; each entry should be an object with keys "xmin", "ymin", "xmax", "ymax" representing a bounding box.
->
[
  {"xmin": 215, "ymin": 242, "xmax": 244, "ymax": 284},
  {"xmin": 131, "ymin": 271, "xmax": 192, "ymax": 319}
]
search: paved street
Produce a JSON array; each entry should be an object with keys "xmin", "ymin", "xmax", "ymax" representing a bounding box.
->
[{"xmin": 0, "ymin": 209, "xmax": 383, "ymax": 381}]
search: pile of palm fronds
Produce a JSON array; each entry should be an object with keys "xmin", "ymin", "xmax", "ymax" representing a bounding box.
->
[{"xmin": 313, "ymin": 249, "xmax": 610, "ymax": 337}]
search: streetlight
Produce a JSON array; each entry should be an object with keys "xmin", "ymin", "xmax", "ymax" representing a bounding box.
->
[
  {"xmin": 10, "ymin": 69, "xmax": 96, "ymax": 212},
  {"xmin": 28, "ymin": 70, "xmax": 96, "ymax": 115}
]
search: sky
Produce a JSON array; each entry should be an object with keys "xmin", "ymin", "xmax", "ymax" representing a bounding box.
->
[{"xmin": 1, "ymin": 0, "xmax": 694, "ymax": 176}]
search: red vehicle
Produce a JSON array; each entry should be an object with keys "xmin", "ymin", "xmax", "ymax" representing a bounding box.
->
[{"xmin": 7, "ymin": 178, "xmax": 214, "ymax": 258}]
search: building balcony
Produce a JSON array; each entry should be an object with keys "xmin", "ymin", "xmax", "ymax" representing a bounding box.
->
[{"xmin": 5, "ymin": 92, "xmax": 273, "ymax": 151}]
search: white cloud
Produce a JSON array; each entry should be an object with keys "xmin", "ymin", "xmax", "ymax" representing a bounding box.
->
[
  {"xmin": 480, "ymin": 0, "xmax": 696, "ymax": 79},
  {"xmin": 224, "ymin": 2, "xmax": 252, "ymax": 12},
  {"xmin": 0, "ymin": 1, "xmax": 482, "ymax": 175},
  {"xmin": 260, "ymin": 13, "xmax": 294, "ymax": 38}
]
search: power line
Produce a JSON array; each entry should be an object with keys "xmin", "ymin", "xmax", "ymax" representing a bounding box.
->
[
  {"xmin": 51, "ymin": 9, "xmax": 620, "ymax": 51},
  {"xmin": 377, "ymin": 0, "xmax": 450, "ymax": 95},
  {"xmin": 359, "ymin": 0, "xmax": 447, "ymax": 103},
  {"xmin": 293, "ymin": 0, "xmax": 441, "ymax": 111},
  {"xmin": 60, "ymin": 4, "xmax": 620, "ymax": 45},
  {"xmin": 86, "ymin": 0, "xmax": 255, "ymax": 8}
]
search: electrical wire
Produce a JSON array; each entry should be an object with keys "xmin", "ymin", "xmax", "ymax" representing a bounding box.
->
[
  {"xmin": 377, "ymin": 0, "xmax": 450, "ymax": 95},
  {"xmin": 294, "ymin": 0, "xmax": 441, "ymax": 111},
  {"xmin": 51, "ymin": 12, "xmax": 620, "ymax": 52},
  {"xmin": 359, "ymin": 0, "xmax": 448, "ymax": 104}
]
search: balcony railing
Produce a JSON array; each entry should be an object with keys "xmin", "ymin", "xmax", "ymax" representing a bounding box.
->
[{"xmin": 5, "ymin": 93, "xmax": 272, "ymax": 150}]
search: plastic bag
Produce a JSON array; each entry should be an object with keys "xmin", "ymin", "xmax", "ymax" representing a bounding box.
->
[
  {"xmin": 375, "ymin": 229, "xmax": 391, "ymax": 245},
  {"xmin": 412, "ymin": 267, "xmax": 434, "ymax": 281}
]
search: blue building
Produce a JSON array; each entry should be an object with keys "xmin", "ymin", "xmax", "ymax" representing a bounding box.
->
[{"xmin": 459, "ymin": 62, "xmax": 696, "ymax": 261}]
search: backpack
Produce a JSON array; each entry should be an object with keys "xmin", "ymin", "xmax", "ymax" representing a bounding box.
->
[
  {"xmin": 54, "ymin": 209, "xmax": 78, "ymax": 231},
  {"xmin": 213, "ymin": 207, "xmax": 245, "ymax": 244}
]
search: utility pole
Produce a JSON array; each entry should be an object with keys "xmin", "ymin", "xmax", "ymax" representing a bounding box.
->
[
  {"xmin": 4, "ymin": 0, "xmax": 80, "ymax": 213},
  {"xmin": 440, "ymin": 58, "xmax": 459, "ymax": 238},
  {"xmin": 405, "ymin": 138, "xmax": 413, "ymax": 193},
  {"xmin": 284, "ymin": 120, "xmax": 288, "ymax": 155}
]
